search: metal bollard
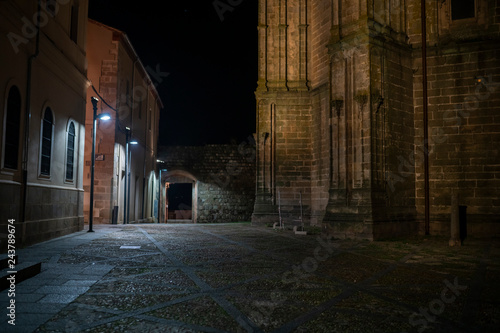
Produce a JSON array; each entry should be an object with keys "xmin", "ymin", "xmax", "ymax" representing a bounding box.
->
[{"xmin": 449, "ymin": 191, "xmax": 461, "ymax": 246}]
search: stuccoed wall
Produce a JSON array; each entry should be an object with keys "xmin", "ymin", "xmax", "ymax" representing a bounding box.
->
[{"xmin": 0, "ymin": 0, "xmax": 88, "ymax": 248}]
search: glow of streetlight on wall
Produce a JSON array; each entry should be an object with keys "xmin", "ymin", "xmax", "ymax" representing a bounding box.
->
[{"xmin": 89, "ymin": 97, "xmax": 111, "ymax": 232}]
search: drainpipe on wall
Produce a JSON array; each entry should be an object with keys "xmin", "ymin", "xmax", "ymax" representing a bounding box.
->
[
  {"xmin": 125, "ymin": 59, "xmax": 139, "ymax": 224},
  {"xmin": 421, "ymin": 0, "xmax": 430, "ymax": 235},
  {"xmin": 20, "ymin": 0, "xmax": 41, "ymax": 227}
]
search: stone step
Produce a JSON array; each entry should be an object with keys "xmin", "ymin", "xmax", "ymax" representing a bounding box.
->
[
  {"xmin": 0, "ymin": 261, "xmax": 42, "ymax": 291},
  {"xmin": 165, "ymin": 219, "xmax": 194, "ymax": 224},
  {"xmin": 0, "ymin": 255, "xmax": 18, "ymax": 270}
]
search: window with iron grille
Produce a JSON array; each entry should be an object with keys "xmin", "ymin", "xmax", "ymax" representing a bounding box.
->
[{"xmin": 41, "ymin": 108, "xmax": 53, "ymax": 176}]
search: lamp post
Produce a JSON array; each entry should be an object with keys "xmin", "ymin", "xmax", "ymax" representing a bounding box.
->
[
  {"xmin": 89, "ymin": 97, "xmax": 110, "ymax": 232},
  {"xmin": 124, "ymin": 127, "xmax": 138, "ymax": 224}
]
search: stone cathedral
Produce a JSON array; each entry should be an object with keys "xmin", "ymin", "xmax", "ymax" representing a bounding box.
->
[{"xmin": 252, "ymin": 0, "xmax": 500, "ymax": 239}]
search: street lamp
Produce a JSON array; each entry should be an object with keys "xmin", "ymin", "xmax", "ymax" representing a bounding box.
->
[
  {"xmin": 124, "ymin": 127, "xmax": 138, "ymax": 224},
  {"xmin": 89, "ymin": 97, "xmax": 110, "ymax": 232}
]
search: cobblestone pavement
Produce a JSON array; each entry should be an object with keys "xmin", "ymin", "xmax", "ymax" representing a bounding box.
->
[{"xmin": 1, "ymin": 223, "xmax": 499, "ymax": 332}]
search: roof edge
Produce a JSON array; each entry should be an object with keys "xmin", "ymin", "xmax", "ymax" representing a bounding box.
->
[{"xmin": 88, "ymin": 19, "xmax": 164, "ymax": 109}]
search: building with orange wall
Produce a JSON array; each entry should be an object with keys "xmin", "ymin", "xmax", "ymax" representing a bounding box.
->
[{"xmin": 84, "ymin": 19, "xmax": 163, "ymax": 225}]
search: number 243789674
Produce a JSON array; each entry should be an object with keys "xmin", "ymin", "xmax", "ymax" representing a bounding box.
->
[{"xmin": 7, "ymin": 219, "xmax": 16, "ymax": 269}]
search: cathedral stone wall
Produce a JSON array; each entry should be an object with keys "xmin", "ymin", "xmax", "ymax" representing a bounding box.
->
[{"xmin": 253, "ymin": 0, "xmax": 500, "ymax": 239}]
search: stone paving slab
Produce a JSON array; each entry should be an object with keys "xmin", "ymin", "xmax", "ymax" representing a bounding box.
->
[{"xmin": 0, "ymin": 223, "xmax": 499, "ymax": 332}]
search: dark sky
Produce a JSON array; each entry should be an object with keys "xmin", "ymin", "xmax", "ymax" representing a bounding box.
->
[{"xmin": 88, "ymin": 1, "xmax": 258, "ymax": 146}]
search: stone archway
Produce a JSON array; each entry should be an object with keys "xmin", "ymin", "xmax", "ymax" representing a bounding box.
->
[{"xmin": 163, "ymin": 170, "xmax": 198, "ymax": 223}]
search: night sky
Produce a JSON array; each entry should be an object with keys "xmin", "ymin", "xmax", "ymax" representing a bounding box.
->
[{"xmin": 88, "ymin": 1, "xmax": 258, "ymax": 146}]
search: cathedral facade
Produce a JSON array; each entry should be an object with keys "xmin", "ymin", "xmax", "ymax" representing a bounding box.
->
[{"xmin": 252, "ymin": 0, "xmax": 500, "ymax": 239}]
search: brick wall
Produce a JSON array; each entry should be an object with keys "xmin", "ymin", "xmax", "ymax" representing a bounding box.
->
[{"xmin": 409, "ymin": 0, "xmax": 500, "ymax": 236}]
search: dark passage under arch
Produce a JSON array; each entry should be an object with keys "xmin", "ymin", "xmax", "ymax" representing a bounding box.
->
[{"xmin": 167, "ymin": 183, "xmax": 192, "ymax": 220}]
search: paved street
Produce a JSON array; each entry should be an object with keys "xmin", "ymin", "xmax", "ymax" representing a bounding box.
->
[{"xmin": 1, "ymin": 223, "xmax": 499, "ymax": 332}]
